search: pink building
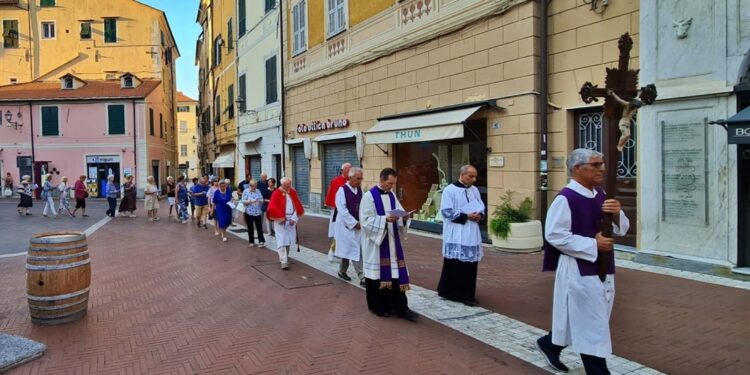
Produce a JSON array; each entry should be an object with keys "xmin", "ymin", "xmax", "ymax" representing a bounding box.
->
[{"xmin": 0, "ymin": 74, "xmax": 177, "ymax": 197}]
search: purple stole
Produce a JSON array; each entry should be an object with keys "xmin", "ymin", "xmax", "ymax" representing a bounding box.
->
[
  {"xmin": 369, "ymin": 186, "xmax": 410, "ymax": 292},
  {"xmin": 342, "ymin": 185, "xmax": 362, "ymax": 220},
  {"xmin": 542, "ymin": 187, "xmax": 615, "ymax": 276}
]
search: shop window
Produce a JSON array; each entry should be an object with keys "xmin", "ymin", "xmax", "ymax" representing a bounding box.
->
[
  {"xmin": 395, "ymin": 120, "xmax": 488, "ymax": 226},
  {"xmin": 107, "ymin": 104, "xmax": 125, "ymax": 135},
  {"xmin": 41, "ymin": 21, "xmax": 55, "ymax": 39},
  {"xmin": 104, "ymin": 18, "xmax": 117, "ymax": 43},
  {"xmin": 326, "ymin": 0, "xmax": 346, "ymax": 37},
  {"xmin": 41, "ymin": 106, "xmax": 59, "ymax": 136},
  {"xmin": 292, "ymin": 0, "xmax": 307, "ymax": 55},
  {"xmin": 3, "ymin": 20, "xmax": 19, "ymax": 48},
  {"xmin": 80, "ymin": 22, "xmax": 91, "ymax": 39}
]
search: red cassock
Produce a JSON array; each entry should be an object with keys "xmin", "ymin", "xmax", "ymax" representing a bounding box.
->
[
  {"xmin": 325, "ymin": 175, "xmax": 347, "ymax": 208},
  {"xmin": 266, "ymin": 188, "xmax": 305, "ymax": 221}
]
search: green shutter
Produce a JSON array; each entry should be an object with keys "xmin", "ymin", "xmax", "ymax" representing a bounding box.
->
[
  {"xmin": 41, "ymin": 107, "xmax": 59, "ymax": 136},
  {"xmin": 80, "ymin": 22, "xmax": 91, "ymax": 39},
  {"xmin": 40, "ymin": 0, "xmax": 55, "ymax": 7},
  {"xmin": 104, "ymin": 19, "xmax": 117, "ymax": 43},
  {"xmin": 149, "ymin": 108, "xmax": 154, "ymax": 136},
  {"xmin": 108, "ymin": 105, "xmax": 125, "ymax": 135},
  {"xmin": 4, "ymin": 20, "xmax": 19, "ymax": 48}
]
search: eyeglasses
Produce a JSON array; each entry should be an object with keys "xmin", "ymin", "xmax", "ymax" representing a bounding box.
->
[{"xmin": 580, "ymin": 162, "xmax": 605, "ymax": 169}]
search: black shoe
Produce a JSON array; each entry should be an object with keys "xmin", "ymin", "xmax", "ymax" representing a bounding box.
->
[
  {"xmin": 374, "ymin": 311, "xmax": 391, "ymax": 318},
  {"xmin": 462, "ymin": 298, "xmax": 480, "ymax": 307},
  {"xmin": 398, "ymin": 309, "xmax": 419, "ymax": 322},
  {"xmin": 337, "ymin": 271, "xmax": 351, "ymax": 281},
  {"xmin": 536, "ymin": 336, "xmax": 569, "ymax": 373},
  {"xmin": 359, "ymin": 279, "xmax": 366, "ymax": 287}
]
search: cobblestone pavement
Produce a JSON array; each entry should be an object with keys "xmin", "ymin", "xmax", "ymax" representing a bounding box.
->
[
  {"xmin": 295, "ymin": 214, "xmax": 750, "ymax": 375},
  {"xmin": 0, "ymin": 200, "xmax": 109, "ymax": 256},
  {"xmin": 0, "ymin": 206, "xmax": 544, "ymax": 375}
]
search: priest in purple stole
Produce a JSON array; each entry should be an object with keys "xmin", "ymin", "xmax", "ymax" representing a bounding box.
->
[
  {"xmin": 536, "ymin": 149, "xmax": 629, "ymax": 375},
  {"xmin": 333, "ymin": 167, "xmax": 365, "ymax": 286},
  {"xmin": 360, "ymin": 168, "xmax": 419, "ymax": 322}
]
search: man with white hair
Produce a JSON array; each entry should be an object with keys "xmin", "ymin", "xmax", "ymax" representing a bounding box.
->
[
  {"xmin": 333, "ymin": 167, "xmax": 365, "ymax": 286},
  {"xmin": 325, "ymin": 162, "xmax": 352, "ymax": 261},
  {"xmin": 266, "ymin": 177, "xmax": 305, "ymax": 269},
  {"xmin": 536, "ymin": 148, "xmax": 629, "ymax": 374}
]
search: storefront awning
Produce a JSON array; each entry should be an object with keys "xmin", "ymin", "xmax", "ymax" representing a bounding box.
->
[
  {"xmin": 712, "ymin": 106, "xmax": 750, "ymax": 144},
  {"xmin": 243, "ymin": 135, "xmax": 262, "ymax": 144},
  {"xmin": 212, "ymin": 151, "xmax": 234, "ymax": 168},
  {"xmin": 365, "ymin": 105, "xmax": 484, "ymax": 144}
]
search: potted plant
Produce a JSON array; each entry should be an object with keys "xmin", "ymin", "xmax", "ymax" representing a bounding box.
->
[{"xmin": 489, "ymin": 190, "xmax": 543, "ymax": 253}]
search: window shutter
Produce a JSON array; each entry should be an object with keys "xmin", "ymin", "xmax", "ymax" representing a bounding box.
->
[
  {"xmin": 41, "ymin": 107, "xmax": 59, "ymax": 136},
  {"xmin": 104, "ymin": 19, "xmax": 117, "ymax": 43},
  {"xmin": 159, "ymin": 114, "xmax": 163, "ymax": 138},
  {"xmin": 266, "ymin": 57, "xmax": 277, "ymax": 104},
  {"xmin": 238, "ymin": 0, "xmax": 246, "ymax": 36},
  {"xmin": 301, "ymin": 1, "xmax": 306, "ymax": 50},
  {"xmin": 327, "ymin": 0, "xmax": 335, "ymax": 35},
  {"xmin": 239, "ymin": 74, "xmax": 246, "ymax": 112},
  {"xmin": 337, "ymin": 0, "xmax": 345, "ymax": 32},
  {"xmin": 149, "ymin": 108, "xmax": 154, "ymax": 136},
  {"xmin": 228, "ymin": 84, "xmax": 234, "ymax": 119},
  {"xmin": 108, "ymin": 105, "xmax": 125, "ymax": 135}
]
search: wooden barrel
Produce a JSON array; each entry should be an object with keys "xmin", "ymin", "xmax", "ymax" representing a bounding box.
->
[{"xmin": 26, "ymin": 231, "xmax": 90, "ymax": 325}]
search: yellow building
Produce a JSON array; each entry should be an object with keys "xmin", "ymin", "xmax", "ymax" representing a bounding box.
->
[
  {"xmin": 176, "ymin": 92, "xmax": 200, "ymax": 179},
  {"xmin": 283, "ymin": 0, "xmax": 639, "ymax": 241},
  {"xmin": 0, "ymin": 0, "xmax": 180, "ymax": 185},
  {"xmin": 195, "ymin": 0, "xmax": 237, "ymax": 182}
]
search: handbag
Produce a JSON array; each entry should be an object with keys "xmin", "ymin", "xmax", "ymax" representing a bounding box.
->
[
  {"xmin": 3, "ymin": 187, "xmax": 11, "ymax": 197},
  {"xmin": 236, "ymin": 201, "xmax": 246, "ymax": 213}
]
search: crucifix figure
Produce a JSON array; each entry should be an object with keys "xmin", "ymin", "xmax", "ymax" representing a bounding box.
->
[{"xmin": 578, "ymin": 33, "xmax": 657, "ymax": 281}]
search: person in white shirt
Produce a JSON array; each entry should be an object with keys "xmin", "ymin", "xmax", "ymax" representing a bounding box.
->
[
  {"xmin": 333, "ymin": 167, "xmax": 365, "ymax": 286},
  {"xmin": 536, "ymin": 148, "xmax": 629, "ymax": 375}
]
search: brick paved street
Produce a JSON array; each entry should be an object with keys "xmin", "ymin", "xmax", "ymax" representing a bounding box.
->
[
  {"xmin": 296, "ymin": 215, "xmax": 750, "ymax": 375},
  {"xmin": 0, "ymin": 204, "xmax": 543, "ymax": 375}
]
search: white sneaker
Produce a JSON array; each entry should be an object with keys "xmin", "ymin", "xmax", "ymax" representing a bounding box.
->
[
  {"xmin": 222, "ymin": 237, "xmax": 228, "ymax": 242},
  {"xmin": 248, "ymin": 243, "xmax": 255, "ymax": 247}
]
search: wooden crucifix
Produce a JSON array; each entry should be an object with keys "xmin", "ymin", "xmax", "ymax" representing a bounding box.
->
[{"xmin": 578, "ymin": 33, "xmax": 657, "ymax": 281}]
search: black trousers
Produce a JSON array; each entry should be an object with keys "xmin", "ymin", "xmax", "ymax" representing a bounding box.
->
[
  {"xmin": 244, "ymin": 213, "xmax": 265, "ymax": 243},
  {"xmin": 106, "ymin": 197, "xmax": 117, "ymax": 217},
  {"xmin": 539, "ymin": 333, "xmax": 610, "ymax": 375},
  {"xmin": 437, "ymin": 258, "xmax": 478, "ymax": 302},
  {"xmin": 365, "ymin": 278, "xmax": 408, "ymax": 316}
]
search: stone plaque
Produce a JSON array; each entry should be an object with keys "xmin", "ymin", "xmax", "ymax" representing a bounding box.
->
[{"xmin": 660, "ymin": 120, "xmax": 708, "ymax": 225}]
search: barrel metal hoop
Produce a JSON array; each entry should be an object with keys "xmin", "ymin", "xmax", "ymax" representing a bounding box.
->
[
  {"xmin": 30, "ymin": 232, "xmax": 86, "ymax": 244},
  {"xmin": 25, "ymin": 258, "xmax": 90, "ymax": 271},
  {"xmin": 28, "ymin": 243, "xmax": 88, "ymax": 252},
  {"xmin": 27, "ymin": 251, "xmax": 89, "ymax": 262},
  {"xmin": 28, "ymin": 297, "xmax": 88, "ymax": 311},
  {"xmin": 27, "ymin": 287, "xmax": 90, "ymax": 302}
]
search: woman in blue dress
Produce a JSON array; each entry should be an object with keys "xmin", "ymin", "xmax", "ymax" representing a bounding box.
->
[{"xmin": 212, "ymin": 179, "xmax": 233, "ymax": 242}]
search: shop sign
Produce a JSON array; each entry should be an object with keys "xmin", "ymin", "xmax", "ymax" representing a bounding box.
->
[
  {"xmin": 86, "ymin": 155, "xmax": 120, "ymax": 163},
  {"xmin": 728, "ymin": 124, "xmax": 750, "ymax": 144},
  {"xmin": 297, "ymin": 118, "xmax": 349, "ymax": 133},
  {"xmin": 394, "ymin": 129, "xmax": 421, "ymax": 141}
]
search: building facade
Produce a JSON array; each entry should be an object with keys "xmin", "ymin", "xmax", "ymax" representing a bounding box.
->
[
  {"xmin": 235, "ymin": 0, "xmax": 284, "ymax": 181},
  {"xmin": 638, "ymin": 0, "xmax": 750, "ymax": 270},
  {"xmin": 176, "ymin": 92, "xmax": 200, "ymax": 179},
  {"xmin": 0, "ymin": 0, "xmax": 179, "ymax": 194},
  {"xmin": 0, "ymin": 75, "xmax": 166, "ymax": 198}
]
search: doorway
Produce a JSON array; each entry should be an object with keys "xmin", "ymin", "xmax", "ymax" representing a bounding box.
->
[
  {"xmin": 152, "ymin": 160, "xmax": 160, "ymax": 188},
  {"xmin": 737, "ymin": 91, "xmax": 750, "ymax": 266},
  {"xmin": 86, "ymin": 162, "xmax": 120, "ymax": 198}
]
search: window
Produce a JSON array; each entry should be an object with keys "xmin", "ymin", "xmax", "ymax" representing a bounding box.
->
[
  {"xmin": 265, "ymin": 0, "xmax": 275, "ymax": 13},
  {"xmin": 104, "ymin": 18, "xmax": 117, "ymax": 43},
  {"xmin": 41, "ymin": 106, "xmax": 59, "ymax": 136},
  {"xmin": 227, "ymin": 84, "xmax": 234, "ymax": 119},
  {"xmin": 214, "ymin": 95, "xmax": 221, "ymax": 124},
  {"xmin": 149, "ymin": 108, "xmax": 154, "ymax": 136},
  {"xmin": 326, "ymin": 0, "xmax": 346, "ymax": 37},
  {"xmin": 41, "ymin": 22, "xmax": 55, "ymax": 39},
  {"xmin": 227, "ymin": 18, "xmax": 233, "ymax": 51},
  {"xmin": 238, "ymin": 0, "xmax": 246, "ymax": 36},
  {"xmin": 265, "ymin": 56, "xmax": 277, "ymax": 104},
  {"xmin": 3, "ymin": 20, "xmax": 19, "ymax": 48},
  {"xmin": 40, "ymin": 0, "xmax": 55, "ymax": 7},
  {"xmin": 63, "ymin": 78, "xmax": 73, "ymax": 89},
  {"xmin": 159, "ymin": 114, "xmax": 163, "ymax": 138},
  {"xmin": 238, "ymin": 74, "xmax": 246, "ymax": 113},
  {"xmin": 161, "ymin": 31, "xmax": 165, "ymax": 47},
  {"xmin": 108, "ymin": 104, "xmax": 126, "ymax": 135},
  {"xmin": 180, "ymin": 120, "xmax": 188, "ymax": 133},
  {"xmin": 9, "ymin": 78, "xmax": 17, "ymax": 84},
  {"xmin": 213, "ymin": 36, "xmax": 222, "ymax": 66},
  {"xmin": 180, "ymin": 145, "xmax": 188, "ymax": 157},
  {"xmin": 177, "ymin": 106, "xmax": 190, "ymax": 112},
  {"xmin": 122, "ymin": 76, "xmax": 133, "ymax": 88},
  {"xmin": 292, "ymin": 1, "xmax": 307, "ymax": 55},
  {"xmin": 80, "ymin": 22, "xmax": 91, "ymax": 39}
]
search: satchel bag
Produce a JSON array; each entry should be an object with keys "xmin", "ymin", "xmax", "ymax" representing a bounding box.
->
[
  {"xmin": 236, "ymin": 201, "xmax": 246, "ymax": 213},
  {"xmin": 3, "ymin": 187, "xmax": 11, "ymax": 197}
]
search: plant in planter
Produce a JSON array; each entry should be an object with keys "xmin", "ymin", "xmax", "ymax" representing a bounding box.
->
[{"xmin": 489, "ymin": 190, "xmax": 543, "ymax": 252}]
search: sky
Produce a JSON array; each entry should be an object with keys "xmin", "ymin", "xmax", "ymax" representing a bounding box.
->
[{"xmin": 139, "ymin": 0, "xmax": 201, "ymax": 100}]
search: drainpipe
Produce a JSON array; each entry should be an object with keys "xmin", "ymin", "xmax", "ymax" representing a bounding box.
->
[
  {"xmin": 28, "ymin": 102, "xmax": 35, "ymax": 178},
  {"xmin": 278, "ymin": 0, "xmax": 286, "ymax": 177},
  {"xmin": 132, "ymin": 100, "xmax": 137, "ymax": 181},
  {"xmin": 539, "ymin": 0, "xmax": 550, "ymax": 222}
]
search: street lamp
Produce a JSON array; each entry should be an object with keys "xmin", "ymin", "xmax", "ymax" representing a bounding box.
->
[{"xmin": 4, "ymin": 110, "xmax": 23, "ymax": 130}]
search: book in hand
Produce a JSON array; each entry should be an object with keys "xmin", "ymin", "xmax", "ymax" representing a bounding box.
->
[{"xmin": 387, "ymin": 209, "xmax": 417, "ymax": 218}]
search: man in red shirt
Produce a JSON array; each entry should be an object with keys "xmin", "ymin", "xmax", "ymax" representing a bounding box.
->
[{"xmin": 326, "ymin": 162, "xmax": 352, "ymax": 261}]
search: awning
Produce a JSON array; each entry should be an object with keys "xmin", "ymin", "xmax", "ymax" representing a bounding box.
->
[
  {"xmin": 713, "ymin": 106, "xmax": 750, "ymax": 144},
  {"xmin": 313, "ymin": 131, "xmax": 365, "ymax": 159},
  {"xmin": 243, "ymin": 135, "xmax": 262, "ymax": 143},
  {"xmin": 365, "ymin": 105, "xmax": 483, "ymax": 144},
  {"xmin": 212, "ymin": 151, "xmax": 234, "ymax": 168}
]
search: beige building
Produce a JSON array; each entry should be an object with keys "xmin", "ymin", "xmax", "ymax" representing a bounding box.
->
[
  {"xmin": 282, "ymin": 0, "xmax": 639, "ymax": 238},
  {"xmin": 176, "ymin": 92, "xmax": 200, "ymax": 179}
]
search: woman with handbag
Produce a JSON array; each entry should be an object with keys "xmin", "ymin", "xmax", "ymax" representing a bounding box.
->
[
  {"xmin": 71, "ymin": 175, "xmax": 89, "ymax": 217},
  {"xmin": 241, "ymin": 179, "xmax": 265, "ymax": 247},
  {"xmin": 118, "ymin": 175, "xmax": 138, "ymax": 218},
  {"xmin": 56, "ymin": 176, "xmax": 75, "ymax": 218},
  {"xmin": 17, "ymin": 176, "xmax": 33, "ymax": 215},
  {"xmin": 144, "ymin": 176, "xmax": 161, "ymax": 222}
]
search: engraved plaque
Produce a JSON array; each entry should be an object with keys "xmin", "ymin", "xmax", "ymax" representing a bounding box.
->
[{"xmin": 660, "ymin": 120, "xmax": 708, "ymax": 225}]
